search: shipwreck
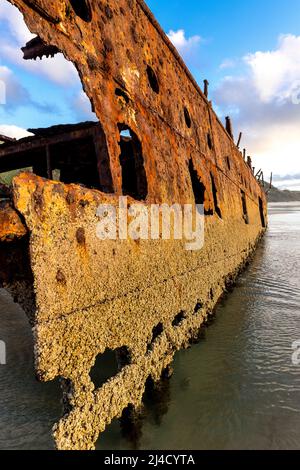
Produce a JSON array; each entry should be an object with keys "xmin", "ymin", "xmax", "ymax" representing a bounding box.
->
[{"xmin": 0, "ymin": 0, "xmax": 267, "ymax": 450}]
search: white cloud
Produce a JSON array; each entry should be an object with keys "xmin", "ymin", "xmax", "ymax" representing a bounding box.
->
[
  {"xmin": 0, "ymin": 124, "xmax": 33, "ymax": 139},
  {"xmin": 273, "ymin": 173, "xmax": 300, "ymax": 181},
  {"xmin": 245, "ymin": 35, "xmax": 300, "ymax": 103},
  {"xmin": 275, "ymin": 178, "xmax": 300, "ymax": 191},
  {"xmin": 167, "ymin": 29, "xmax": 203, "ymax": 66},
  {"xmin": 214, "ymin": 34, "xmax": 300, "ymax": 178},
  {"xmin": 168, "ymin": 29, "xmax": 202, "ymax": 52}
]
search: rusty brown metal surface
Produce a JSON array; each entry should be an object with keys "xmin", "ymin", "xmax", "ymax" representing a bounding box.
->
[
  {"xmin": 0, "ymin": 0, "xmax": 268, "ymax": 450},
  {"xmin": 0, "ymin": 201, "xmax": 27, "ymax": 242}
]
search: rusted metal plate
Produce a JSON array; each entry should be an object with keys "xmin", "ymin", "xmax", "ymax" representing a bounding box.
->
[{"xmin": 1, "ymin": 0, "xmax": 268, "ymax": 451}]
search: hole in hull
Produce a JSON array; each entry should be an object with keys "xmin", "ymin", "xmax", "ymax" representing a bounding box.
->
[
  {"xmin": 241, "ymin": 190, "xmax": 249, "ymax": 224},
  {"xmin": 194, "ymin": 301, "xmax": 203, "ymax": 314},
  {"xmin": 146, "ymin": 66, "xmax": 159, "ymax": 94},
  {"xmin": 172, "ymin": 311, "xmax": 186, "ymax": 327},
  {"xmin": 115, "ymin": 88, "xmax": 130, "ymax": 104},
  {"xmin": 147, "ymin": 323, "xmax": 164, "ymax": 351},
  {"xmin": 184, "ymin": 107, "xmax": 192, "ymax": 128},
  {"xmin": 188, "ymin": 159, "xmax": 205, "ymax": 206},
  {"xmin": 226, "ymin": 156, "xmax": 231, "ymax": 171},
  {"xmin": 69, "ymin": 0, "xmax": 92, "ymax": 22},
  {"xmin": 0, "ymin": 123, "xmax": 114, "ymax": 192},
  {"xmin": 90, "ymin": 347, "xmax": 131, "ymax": 390},
  {"xmin": 118, "ymin": 124, "xmax": 148, "ymax": 201},
  {"xmin": 207, "ymin": 133, "xmax": 213, "ymax": 150}
]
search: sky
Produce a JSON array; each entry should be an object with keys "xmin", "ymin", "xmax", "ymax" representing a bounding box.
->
[{"xmin": 1, "ymin": 0, "xmax": 300, "ymax": 189}]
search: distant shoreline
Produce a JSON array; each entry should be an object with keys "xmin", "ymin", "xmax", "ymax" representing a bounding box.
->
[{"xmin": 264, "ymin": 183, "xmax": 300, "ymax": 203}]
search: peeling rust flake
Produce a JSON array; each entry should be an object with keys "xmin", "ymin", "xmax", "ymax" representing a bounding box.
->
[{"xmin": 0, "ymin": 0, "xmax": 268, "ymax": 450}]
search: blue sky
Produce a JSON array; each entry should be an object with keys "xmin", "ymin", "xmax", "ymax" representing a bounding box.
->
[
  {"xmin": 148, "ymin": 0, "xmax": 300, "ymax": 76},
  {"xmin": 1, "ymin": 0, "xmax": 300, "ymax": 187}
]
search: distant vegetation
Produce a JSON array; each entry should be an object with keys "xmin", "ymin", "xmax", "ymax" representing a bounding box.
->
[{"xmin": 265, "ymin": 183, "xmax": 300, "ymax": 203}]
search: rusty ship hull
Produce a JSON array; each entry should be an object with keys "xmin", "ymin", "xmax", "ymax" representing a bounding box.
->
[{"xmin": 0, "ymin": 0, "xmax": 267, "ymax": 450}]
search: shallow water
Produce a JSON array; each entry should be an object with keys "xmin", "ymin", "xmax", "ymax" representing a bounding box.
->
[{"xmin": 1, "ymin": 202, "xmax": 300, "ymax": 450}]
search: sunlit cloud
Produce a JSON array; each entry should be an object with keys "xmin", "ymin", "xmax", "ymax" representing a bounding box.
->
[{"xmin": 214, "ymin": 34, "xmax": 300, "ymax": 178}]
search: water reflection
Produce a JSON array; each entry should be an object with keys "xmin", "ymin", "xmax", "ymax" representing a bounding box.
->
[{"xmin": 0, "ymin": 290, "xmax": 62, "ymax": 450}]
